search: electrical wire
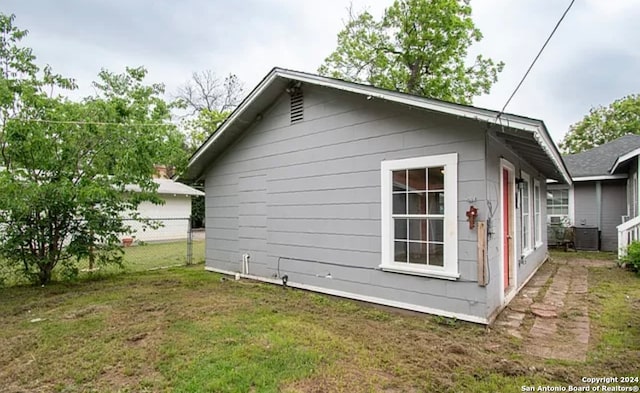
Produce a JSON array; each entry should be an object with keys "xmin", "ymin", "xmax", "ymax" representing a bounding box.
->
[
  {"xmin": 497, "ymin": 0, "xmax": 576, "ymax": 118},
  {"xmin": 276, "ymin": 256, "xmax": 479, "ymax": 283},
  {"xmin": 6, "ymin": 118, "xmax": 177, "ymax": 127}
]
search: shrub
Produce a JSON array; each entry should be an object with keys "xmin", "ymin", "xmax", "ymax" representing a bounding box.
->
[{"xmin": 621, "ymin": 240, "xmax": 640, "ymax": 275}]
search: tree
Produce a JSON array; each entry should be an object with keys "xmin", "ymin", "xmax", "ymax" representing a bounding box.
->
[
  {"xmin": 560, "ymin": 94, "xmax": 640, "ymax": 154},
  {"xmin": 318, "ymin": 0, "xmax": 504, "ymax": 105},
  {"xmin": 175, "ymin": 70, "xmax": 244, "ymax": 151},
  {"xmin": 175, "ymin": 71, "xmax": 245, "ymax": 228},
  {"xmin": 0, "ymin": 13, "xmax": 185, "ymax": 284}
]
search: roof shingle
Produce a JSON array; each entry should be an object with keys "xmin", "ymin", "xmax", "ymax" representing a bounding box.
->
[{"xmin": 563, "ymin": 134, "xmax": 640, "ymax": 177}]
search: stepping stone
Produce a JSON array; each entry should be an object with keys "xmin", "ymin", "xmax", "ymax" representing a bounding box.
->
[
  {"xmin": 530, "ymin": 303, "xmax": 558, "ymax": 318},
  {"xmin": 509, "ymin": 299, "xmax": 532, "ymax": 313},
  {"xmin": 507, "ymin": 312, "xmax": 525, "ymax": 322},
  {"xmin": 507, "ymin": 329, "xmax": 523, "ymax": 339}
]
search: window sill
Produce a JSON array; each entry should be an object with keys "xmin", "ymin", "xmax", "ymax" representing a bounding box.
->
[
  {"xmin": 534, "ymin": 242, "xmax": 543, "ymax": 249},
  {"xmin": 378, "ymin": 264, "xmax": 460, "ymax": 280}
]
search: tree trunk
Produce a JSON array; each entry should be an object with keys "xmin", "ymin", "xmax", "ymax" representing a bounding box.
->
[
  {"xmin": 406, "ymin": 60, "xmax": 420, "ymax": 94},
  {"xmin": 38, "ymin": 264, "xmax": 53, "ymax": 285}
]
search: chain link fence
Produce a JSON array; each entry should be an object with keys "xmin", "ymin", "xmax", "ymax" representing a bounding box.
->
[
  {"xmin": 0, "ymin": 217, "xmax": 205, "ymax": 287},
  {"xmin": 118, "ymin": 217, "xmax": 205, "ymax": 271}
]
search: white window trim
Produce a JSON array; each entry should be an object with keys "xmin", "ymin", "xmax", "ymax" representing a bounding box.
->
[
  {"xmin": 534, "ymin": 179, "xmax": 542, "ymax": 248},
  {"xmin": 546, "ymin": 187, "xmax": 570, "ymax": 224},
  {"xmin": 380, "ymin": 153, "xmax": 459, "ymax": 280},
  {"xmin": 521, "ymin": 171, "xmax": 533, "ymax": 256}
]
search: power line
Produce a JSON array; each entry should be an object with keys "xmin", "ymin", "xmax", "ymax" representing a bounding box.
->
[
  {"xmin": 7, "ymin": 118, "xmax": 178, "ymax": 127},
  {"xmin": 497, "ymin": 0, "xmax": 576, "ymax": 118}
]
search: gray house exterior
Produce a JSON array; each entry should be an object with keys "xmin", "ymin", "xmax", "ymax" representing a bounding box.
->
[
  {"xmin": 185, "ymin": 68, "xmax": 571, "ymax": 324},
  {"xmin": 553, "ymin": 135, "xmax": 640, "ymax": 251}
]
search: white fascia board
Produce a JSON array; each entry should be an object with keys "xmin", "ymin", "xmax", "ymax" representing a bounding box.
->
[
  {"xmin": 188, "ymin": 69, "xmax": 280, "ymax": 170},
  {"xmin": 283, "ymin": 71, "xmax": 572, "ymax": 185},
  {"xmin": 276, "ymin": 71, "xmax": 572, "ymax": 186},
  {"xmin": 204, "ymin": 266, "xmax": 488, "ymax": 324},
  {"xmin": 610, "ymin": 147, "xmax": 640, "ymax": 173},
  {"xmin": 573, "ymin": 174, "xmax": 628, "ymax": 181},
  {"xmin": 188, "ymin": 68, "xmax": 570, "ymax": 185},
  {"xmin": 532, "ymin": 124, "xmax": 573, "ymax": 185},
  {"xmin": 287, "ymin": 70, "xmax": 540, "ymax": 130}
]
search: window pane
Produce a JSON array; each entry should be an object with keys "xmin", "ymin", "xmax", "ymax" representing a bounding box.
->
[
  {"xmin": 394, "ymin": 219, "xmax": 407, "ymax": 240},
  {"xmin": 523, "ymin": 215, "xmax": 529, "ymax": 248},
  {"xmin": 393, "ymin": 170, "xmax": 407, "ymax": 191},
  {"xmin": 394, "ymin": 241, "xmax": 407, "ymax": 263},
  {"xmin": 429, "ymin": 244, "xmax": 444, "ymax": 267},
  {"xmin": 408, "ymin": 192, "xmax": 426, "ymax": 214},
  {"xmin": 407, "ymin": 168, "xmax": 426, "ymax": 191},
  {"xmin": 408, "ymin": 242, "xmax": 427, "ymax": 265},
  {"xmin": 393, "ymin": 193, "xmax": 407, "ymax": 215},
  {"xmin": 428, "ymin": 167, "xmax": 444, "ymax": 190},
  {"xmin": 428, "ymin": 219, "xmax": 444, "ymax": 243},
  {"xmin": 428, "ymin": 192, "xmax": 445, "ymax": 214},
  {"xmin": 522, "ymin": 182, "xmax": 530, "ymax": 213},
  {"xmin": 408, "ymin": 219, "xmax": 427, "ymax": 241}
]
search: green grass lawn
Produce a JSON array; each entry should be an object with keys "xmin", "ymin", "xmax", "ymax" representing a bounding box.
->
[
  {"xmin": 107, "ymin": 239, "xmax": 205, "ymax": 272},
  {"xmin": 549, "ymin": 248, "xmax": 618, "ymax": 261},
  {"xmin": 0, "ymin": 252, "xmax": 638, "ymax": 392},
  {"xmin": 0, "ymin": 240, "xmax": 205, "ymax": 286}
]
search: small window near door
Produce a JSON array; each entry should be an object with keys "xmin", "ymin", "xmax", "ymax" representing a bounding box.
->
[
  {"xmin": 521, "ymin": 172, "xmax": 532, "ymax": 253},
  {"xmin": 547, "ymin": 188, "xmax": 569, "ymax": 223},
  {"xmin": 534, "ymin": 180, "xmax": 541, "ymax": 246}
]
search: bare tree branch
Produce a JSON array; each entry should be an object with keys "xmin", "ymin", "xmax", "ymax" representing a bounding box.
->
[{"xmin": 175, "ymin": 70, "xmax": 244, "ymax": 116}]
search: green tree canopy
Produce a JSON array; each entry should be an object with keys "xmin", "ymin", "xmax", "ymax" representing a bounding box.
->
[
  {"xmin": 0, "ymin": 13, "xmax": 186, "ymax": 284},
  {"xmin": 560, "ymin": 94, "xmax": 640, "ymax": 154},
  {"xmin": 318, "ymin": 0, "xmax": 504, "ymax": 104}
]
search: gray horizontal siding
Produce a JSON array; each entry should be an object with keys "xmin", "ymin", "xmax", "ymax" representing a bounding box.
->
[
  {"xmin": 204, "ymin": 85, "xmax": 491, "ymax": 320},
  {"xmin": 269, "ymin": 219, "xmax": 380, "ymax": 237},
  {"xmin": 267, "ymin": 204, "xmax": 380, "ymax": 220},
  {"xmin": 574, "ymin": 183, "xmax": 597, "ymax": 227},
  {"xmin": 600, "ymin": 180, "xmax": 626, "ymax": 251}
]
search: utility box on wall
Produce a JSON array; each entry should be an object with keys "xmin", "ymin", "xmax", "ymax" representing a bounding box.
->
[{"xmin": 573, "ymin": 226, "xmax": 599, "ymax": 251}]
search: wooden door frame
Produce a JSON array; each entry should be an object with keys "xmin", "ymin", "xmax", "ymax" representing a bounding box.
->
[{"xmin": 500, "ymin": 159, "xmax": 517, "ymax": 304}]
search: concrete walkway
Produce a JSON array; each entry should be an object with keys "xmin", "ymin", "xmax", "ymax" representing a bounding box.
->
[{"xmin": 494, "ymin": 256, "xmax": 615, "ymax": 362}]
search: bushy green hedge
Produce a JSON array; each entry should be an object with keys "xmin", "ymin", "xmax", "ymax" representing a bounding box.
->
[{"xmin": 621, "ymin": 241, "xmax": 640, "ymax": 275}]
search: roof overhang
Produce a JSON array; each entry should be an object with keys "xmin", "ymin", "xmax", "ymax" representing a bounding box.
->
[
  {"xmin": 184, "ymin": 67, "xmax": 572, "ymax": 184},
  {"xmin": 492, "ymin": 124, "xmax": 571, "ymax": 184},
  {"xmin": 573, "ymin": 174, "xmax": 628, "ymax": 182},
  {"xmin": 610, "ymin": 147, "xmax": 640, "ymax": 174}
]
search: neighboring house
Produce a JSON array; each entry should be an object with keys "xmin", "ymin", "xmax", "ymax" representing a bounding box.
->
[
  {"xmin": 184, "ymin": 68, "xmax": 571, "ymax": 324},
  {"xmin": 549, "ymin": 135, "xmax": 640, "ymax": 252},
  {"xmin": 126, "ymin": 178, "xmax": 204, "ymax": 242}
]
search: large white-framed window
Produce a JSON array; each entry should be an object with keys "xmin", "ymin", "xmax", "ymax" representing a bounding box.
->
[
  {"xmin": 547, "ymin": 188, "xmax": 569, "ymax": 224},
  {"xmin": 521, "ymin": 171, "xmax": 532, "ymax": 254},
  {"xmin": 380, "ymin": 153, "xmax": 459, "ymax": 280},
  {"xmin": 534, "ymin": 179, "xmax": 542, "ymax": 247}
]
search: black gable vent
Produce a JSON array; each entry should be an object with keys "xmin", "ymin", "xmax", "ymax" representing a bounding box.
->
[{"xmin": 290, "ymin": 91, "xmax": 304, "ymax": 123}]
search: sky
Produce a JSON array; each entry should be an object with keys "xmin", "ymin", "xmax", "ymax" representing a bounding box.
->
[{"xmin": 1, "ymin": 0, "xmax": 639, "ymax": 144}]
